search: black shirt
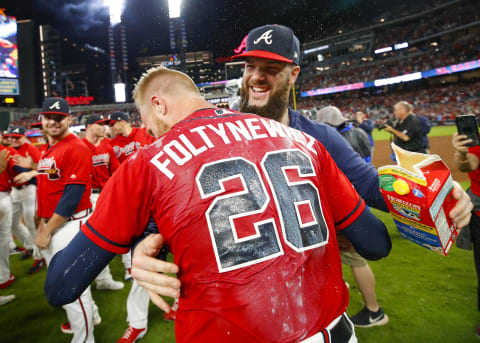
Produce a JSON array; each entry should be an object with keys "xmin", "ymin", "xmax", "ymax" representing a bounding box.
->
[{"xmin": 393, "ymin": 114, "xmax": 426, "ymax": 153}]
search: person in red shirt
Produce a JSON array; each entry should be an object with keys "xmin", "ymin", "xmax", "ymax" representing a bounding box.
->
[
  {"xmin": 35, "ymin": 97, "xmax": 96, "ymax": 343},
  {"xmin": 453, "ymin": 132, "xmax": 480, "ymax": 338},
  {"xmin": 107, "ymin": 111, "xmax": 156, "ymax": 342},
  {"xmin": 45, "ymin": 67, "xmax": 391, "ymax": 343},
  {"xmin": 0, "ymin": 143, "xmax": 17, "ymax": 290},
  {"xmin": 4, "ymin": 126, "xmax": 46, "ymax": 273},
  {"xmin": 108, "ymin": 111, "xmax": 155, "ymax": 163},
  {"xmin": 82, "ymin": 113, "xmax": 124, "ymax": 292}
]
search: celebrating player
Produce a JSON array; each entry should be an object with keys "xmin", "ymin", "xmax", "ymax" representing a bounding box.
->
[
  {"xmin": 35, "ymin": 97, "xmax": 96, "ymax": 343},
  {"xmin": 44, "ymin": 66, "xmax": 393, "ymax": 342},
  {"xmin": 129, "ymin": 24, "xmax": 473, "ymax": 327}
]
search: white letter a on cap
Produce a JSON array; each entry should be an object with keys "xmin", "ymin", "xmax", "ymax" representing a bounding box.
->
[
  {"xmin": 49, "ymin": 101, "xmax": 61, "ymax": 110},
  {"xmin": 253, "ymin": 29, "xmax": 273, "ymax": 45}
]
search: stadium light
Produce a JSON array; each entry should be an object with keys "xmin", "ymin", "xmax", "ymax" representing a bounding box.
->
[
  {"xmin": 114, "ymin": 83, "xmax": 126, "ymax": 102},
  {"xmin": 169, "ymin": 0, "xmax": 182, "ymax": 18},
  {"xmin": 105, "ymin": 0, "xmax": 125, "ymax": 25}
]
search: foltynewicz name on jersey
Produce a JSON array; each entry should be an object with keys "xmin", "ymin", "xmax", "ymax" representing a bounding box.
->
[{"xmin": 150, "ymin": 117, "xmax": 317, "ymax": 179}]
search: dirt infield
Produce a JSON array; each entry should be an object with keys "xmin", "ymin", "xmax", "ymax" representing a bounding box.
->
[{"xmin": 371, "ymin": 135, "xmax": 469, "ymax": 183}]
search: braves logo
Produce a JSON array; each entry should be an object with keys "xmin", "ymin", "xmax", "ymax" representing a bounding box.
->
[
  {"xmin": 37, "ymin": 157, "xmax": 61, "ymax": 180},
  {"xmin": 49, "ymin": 101, "xmax": 61, "ymax": 110},
  {"xmin": 113, "ymin": 142, "xmax": 141, "ymax": 158},
  {"xmin": 253, "ymin": 29, "xmax": 273, "ymax": 45},
  {"xmin": 92, "ymin": 153, "xmax": 110, "ymax": 167}
]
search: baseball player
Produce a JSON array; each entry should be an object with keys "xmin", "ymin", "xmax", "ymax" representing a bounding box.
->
[
  {"xmin": 35, "ymin": 97, "xmax": 96, "ymax": 343},
  {"xmin": 107, "ymin": 111, "xmax": 156, "ymax": 342},
  {"xmin": 130, "ymin": 24, "xmax": 473, "ymax": 319},
  {"xmin": 44, "ymin": 66, "xmax": 393, "ymax": 343},
  {"xmin": 0, "ymin": 125, "xmax": 15, "ymax": 305},
  {"xmin": 5, "ymin": 126, "xmax": 47, "ymax": 274},
  {"xmin": 0, "ymin": 142, "xmax": 16, "ymax": 290},
  {"xmin": 82, "ymin": 113, "xmax": 124, "ymax": 291},
  {"xmin": 108, "ymin": 111, "xmax": 155, "ymax": 164}
]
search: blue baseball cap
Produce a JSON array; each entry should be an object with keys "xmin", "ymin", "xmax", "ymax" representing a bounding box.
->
[
  {"xmin": 40, "ymin": 97, "xmax": 70, "ymax": 116},
  {"xmin": 232, "ymin": 24, "xmax": 300, "ymax": 65}
]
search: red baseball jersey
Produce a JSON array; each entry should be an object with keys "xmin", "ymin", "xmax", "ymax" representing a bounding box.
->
[
  {"xmin": 82, "ymin": 138, "xmax": 120, "ymax": 189},
  {"xmin": 12, "ymin": 142, "xmax": 42, "ymax": 187},
  {"xmin": 110, "ymin": 127, "xmax": 155, "ymax": 163},
  {"xmin": 36, "ymin": 134, "xmax": 93, "ymax": 219},
  {"xmin": 0, "ymin": 146, "xmax": 17, "ymax": 192},
  {"xmin": 83, "ymin": 109, "xmax": 365, "ymax": 343}
]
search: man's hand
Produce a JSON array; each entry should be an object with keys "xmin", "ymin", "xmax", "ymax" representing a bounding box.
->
[
  {"xmin": 13, "ymin": 170, "xmax": 37, "ymax": 184},
  {"xmin": 452, "ymin": 133, "xmax": 471, "ymax": 154},
  {"xmin": 0, "ymin": 149, "xmax": 11, "ymax": 174},
  {"xmin": 132, "ymin": 234, "xmax": 181, "ymax": 313},
  {"xmin": 35, "ymin": 221, "xmax": 52, "ymax": 249},
  {"xmin": 13, "ymin": 152, "xmax": 35, "ymax": 169},
  {"xmin": 384, "ymin": 124, "xmax": 393, "ymax": 133},
  {"xmin": 450, "ymin": 181, "xmax": 473, "ymax": 229}
]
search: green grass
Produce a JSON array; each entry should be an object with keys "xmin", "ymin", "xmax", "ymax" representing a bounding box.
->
[
  {"xmin": 2, "ymin": 196, "xmax": 478, "ymax": 342},
  {"xmin": 373, "ymin": 125, "xmax": 457, "ymax": 141}
]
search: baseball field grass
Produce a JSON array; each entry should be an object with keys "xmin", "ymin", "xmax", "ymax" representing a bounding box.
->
[
  {"xmin": 2, "ymin": 189, "xmax": 478, "ymax": 343},
  {"xmin": 372, "ymin": 124, "xmax": 458, "ymax": 141}
]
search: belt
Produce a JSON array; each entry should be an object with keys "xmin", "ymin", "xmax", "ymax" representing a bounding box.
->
[
  {"xmin": 44, "ymin": 208, "xmax": 92, "ymax": 224},
  {"xmin": 13, "ymin": 185, "xmax": 26, "ymax": 190},
  {"xmin": 300, "ymin": 314, "xmax": 354, "ymax": 343},
  {"xmin": 91, "ymin": 189, "xmax": 102, "ymax": 194}
]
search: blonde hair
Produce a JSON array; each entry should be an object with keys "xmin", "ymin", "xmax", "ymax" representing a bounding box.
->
[
  {"xmin": 396, "ymin": 101, "xmax": 413, "ymax": 113},
  {"xmin": 133, "ymin": 66, "xmax": 200, "ymax": 107}
]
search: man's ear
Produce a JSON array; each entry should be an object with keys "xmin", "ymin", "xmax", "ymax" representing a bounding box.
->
[
  {"xmin": 151, "ymin": 95, "xmax": 167, "ymax": 116},
  {"xmin": 289, "ymin": 65, "xmax": 300, "ymax": 85}
]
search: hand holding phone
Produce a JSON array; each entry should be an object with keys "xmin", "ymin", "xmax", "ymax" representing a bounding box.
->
[{"xmin": 455, "ymin": 114, "xmax": 480, "ymax": 147}]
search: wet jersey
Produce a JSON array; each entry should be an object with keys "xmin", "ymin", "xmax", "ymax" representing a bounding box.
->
[{"xmin": 82, "ymin": 109, "xmax": 365, "ymax": 343}]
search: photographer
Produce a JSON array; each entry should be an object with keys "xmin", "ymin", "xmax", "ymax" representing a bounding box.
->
[
  {"xmin": 384, "ymin": 101, "xmax": 426, "ymax": 154},
  {"xmin": 452, "ymin": 132, "xmax": 480, "ymax": 337}
]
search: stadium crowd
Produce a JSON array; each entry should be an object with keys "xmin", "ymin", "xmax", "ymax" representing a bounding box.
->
[{"xmin": 298, "ymin": 81, "xmax": 480, "ymax": 123}]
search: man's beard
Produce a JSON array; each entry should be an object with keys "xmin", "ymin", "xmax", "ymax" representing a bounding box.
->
[{"xmin": 239, "ymin": 80, "xmax": 290, "ymax": 122}]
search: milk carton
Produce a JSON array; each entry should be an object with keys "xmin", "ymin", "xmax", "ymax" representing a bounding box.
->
[{"xmin": 378, "ymin": 144, "xmax": 459, "ymax": 256}]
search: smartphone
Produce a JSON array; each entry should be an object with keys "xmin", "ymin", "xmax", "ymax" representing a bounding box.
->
[{"xmin": 456, "ymin": 114, "xmax": 480, "ymax": 146}]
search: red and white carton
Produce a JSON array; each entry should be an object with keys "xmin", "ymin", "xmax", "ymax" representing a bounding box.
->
[{"xmin": 378, "ymin": 144, "xmax": 459, "ymax": 256}]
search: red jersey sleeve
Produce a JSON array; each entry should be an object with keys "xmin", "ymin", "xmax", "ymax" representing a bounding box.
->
[
  {"xmin": 27, "ymin": 144, "xmax": 42, "ymax": 163},
  {"xmin": 315, "ymin": 140, "xmax": 365, "ymax": 229},
  {"xmin": 81, "ymin": 153, "xmax": 155, "ymax": 253},
  {"xmin": 107, "ymin": 143, "xmax": 120, "ymax": 174}
]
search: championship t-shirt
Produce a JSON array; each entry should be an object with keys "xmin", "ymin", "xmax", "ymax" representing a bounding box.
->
[
  {"xmin": 82, "ymin": 138, "xmax": 120, "ymax": 189},
  {"xmin": 110, "ymin": 127, "xmax": 155, "ymax": 163},
  {"xmin": 12, "ymin": 142, "xmax": 42, "ymax": 187},
  {"xmin": 83, "ymin": 109, "xmax": 365, "ymax": 342},
  {"xmin": 36, "ymin": 134, "xmax": 93, "ymax": 219}
]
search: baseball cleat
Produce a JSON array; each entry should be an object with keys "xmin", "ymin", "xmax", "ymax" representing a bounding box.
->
[
  {"xmin": 27, "ymin": 259, "xmax": 46, "ymax": 274},
  {"xmin": 163, "ymin": 298, "xmax": 179, "ymax": 321},
  {"xmin": 0, "ymin": 274, "xmax": 15, "ymax": 289},
  {"xmin": 96, "ymin": 279, "xmax": 124, "ymax": 291},
  {"xmin": 0, "ymin": 294, "xmax": 15, "ymax": 306},
  {"xmin": 124, "ymin": 268, "xmax": 133, "ymax": 281},
  {"xmin": 20, "ymin": 249, "xmax": 33, "ymax": 260},
  {"xmin": 350, "ymin": 306, "xmax": 389, "ymax": 327},
  {"xmin": 117, "ymin": 326, "xmax": 146, "ymax": 343},
  {"xmin": 61, "ymin": 315, "xmax": 102, "ymax": 335}
]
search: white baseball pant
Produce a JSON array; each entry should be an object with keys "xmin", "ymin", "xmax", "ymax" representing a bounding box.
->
[
  {"xmin": 11, "ymin": 185, "xmax": 41, "ymax": 259},
  {"xmin": 0, "ymin": 191, "xmax": 12, "ymax": 284},
  {"xmin": 41, "ymin": 210, "xmax": 95, "ymax": 343}
]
